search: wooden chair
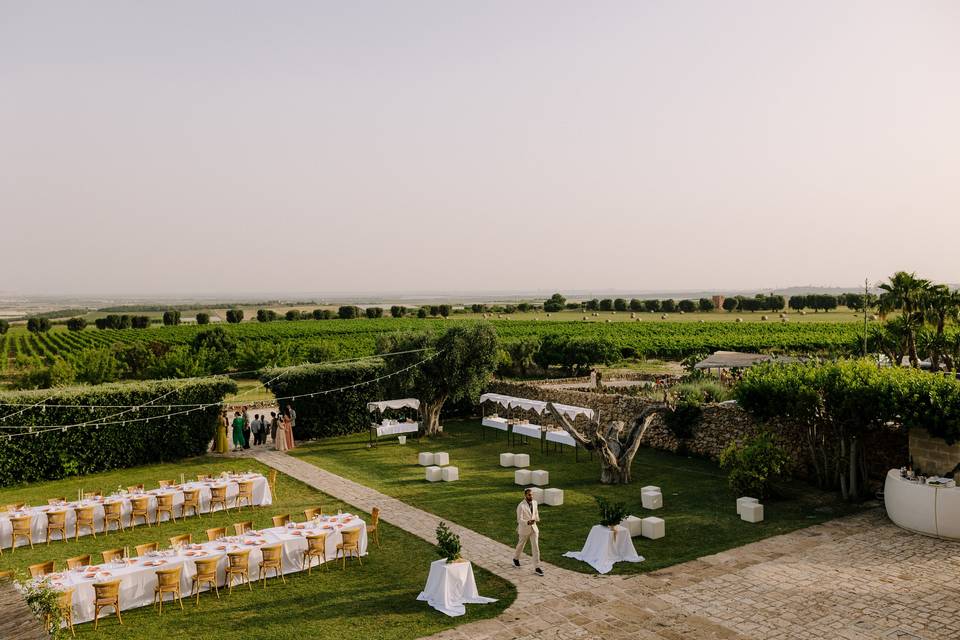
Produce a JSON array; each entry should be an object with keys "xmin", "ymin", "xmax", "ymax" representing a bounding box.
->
[
  {"xmin": 130, "ymin": 496, "xmax": 152, "ymax": 528},
  {"xmin": 367, "ymin": 507, "xmax": 381, "ymax": 549},
  {"xmin": 302, "ymin": 533, "xmax": 328, "ymax": 574},
  {"xmin": 101, "ymin": 548, "xmax": 124, "ymax": 564},
  {"xmin": 271, "ymin": 514, "xmax": 290, "ymax": 528},
  {"xmin": 196, "ymin": 473, "xmax": 209, "ymax": 482},
  {"xmin": 46, "ymin": 510, "xmax": 68, "ymax": 545},
  {"xmin": 48, "ymin": 497, "xmax": 66, "ymax": 505},
  {"xmin": 0, "ymin": 570, "xmax": 13, "ymax": 580},
  {"xmin": 258, "ymin": 544, "xmax": 285, "ymax": 586},
  {"xmin": 83, "ymin": 491, "xmax": 101, "ymax": 500},
  {"xmin": 66, "ymin": 554, "xmax": 91, "ymax": 570},
  {"xmin": 225, "ymin": 549, "xmax": 252, "ymax": 593},
  {"xmin": 157, "ymin": 480, "xmax": 173, "ymax": 488},
  {"xmin": 136, "ymin": 542, "xmax": 159, "ymax": 556},
  {"xmin": 209, "ymin": 486, "xmax": 229, "ymax": 513},
  {"xmin": 6, "ymin": 502, "xmax": 26, "ymax": 511},
  {"xmin": 28, "ymin": 560, "xmax": 55, "ymax": 578},
  {"xmin": 181, "ymin": 489, "xmax": 201, "ymax": 519},
  {"xmin": 191, "ymin": 557, "xmax": 220, "ymax": 605},
  {"xmin": 103, "ymin": 501, "xmax": 124, "ymax": 533},
  {"xmin": 56, "ymin": 587, "xmax": 75, "ymax": 637},
  {"xmin": 303, "ymin": 507, "xmax": 322, "ymax": 521},
  {"xmin": 169, "ymin": 533, "xmax": 192, "ymax": 547},
  {"xmin": 206, "ymin": 527, "xmax": 227, "ymax": 541},
  {"xmin": 75, "ymin": 505, "xmax": 97, "ymax": 540},
  {"xmin": 10, "ymin": 514, "xmax": 34, "ymax": 550},
  {"xmin": 235, "ymin": 480, "xmax": 255, "ymax": 510},
  {"xmin": 267, "ymin": 469, "xmax": 278, "ymax": 499},
  {"xmin": 336, "ymin": 529, "xmax": 362, "ymax": 569},
  {"xmin": 156, "ymin": 494, "xmax": 176, "ymax": 524},
  {"xmin": 233, "ymin": 521, "xmax": 253, "ymax": 535},
  {"xmin": 127, "ymin": 484, "xmax": 144, "ymax": 493},
  {"xmin": 93, "ymin": 580, "xmax": 122, "ymax": 629},
  {"xmin": 153, "ymin": 565, "xmax": 183, "ymax": 614}
]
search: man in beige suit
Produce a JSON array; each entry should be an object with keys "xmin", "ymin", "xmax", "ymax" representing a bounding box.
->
[{"xmin": 513, "ymin": 488, "xmax": 544, "ymax": 576}]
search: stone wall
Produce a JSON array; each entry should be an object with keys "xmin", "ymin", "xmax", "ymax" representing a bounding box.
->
[{"xmin": 909, "ymin": 429, "xmax": 960, "ymax": 476}]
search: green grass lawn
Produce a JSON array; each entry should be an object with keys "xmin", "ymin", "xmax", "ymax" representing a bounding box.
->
[
  {"xmin": 292, "ymin": 420, "xmax": 861, "ymax": 574},
  {"xmin": 0, "ymin": 457, "xmax": 514, "ymax": 639}
]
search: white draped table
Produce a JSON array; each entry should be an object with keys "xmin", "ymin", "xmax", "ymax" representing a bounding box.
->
[
  {"xmin": 563, "ymin": 525, "xmax": 643, "ymax": 574},
  {"xmin": 416, "ymin": 559, "xmax": 497, "ymax": 617},
  {"xmin": 0, "ymin": 473, "xmax": 272, "ymax": 549},
  {"xmin": 36, "ymin": 513, "xmax": 366, "ymax": 625}
]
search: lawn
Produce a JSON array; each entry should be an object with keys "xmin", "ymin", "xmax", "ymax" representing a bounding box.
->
[
  {"xmin": 0, "ymin": 457, "xmax": 514, "ymax": 639},
  {"xmin": 292, "ymin": 419, "xmax": 861, "ymax": 574}
]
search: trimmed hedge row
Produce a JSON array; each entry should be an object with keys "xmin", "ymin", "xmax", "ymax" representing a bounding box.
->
[
  {"xmin": 262, "ymin": 360, "xmax": 386, "ymax": 440},
  {"xmin": 0, "ymin": 377, "xmax": 237, "ymax": 486}
]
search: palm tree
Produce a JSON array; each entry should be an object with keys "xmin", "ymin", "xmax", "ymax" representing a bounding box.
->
[
  {"xmin": 878, "ymin": 271, "xmax": 931, "ymax": 367},
  {"xmin": 924, "ymin": 285, "xmax": 960, "ymax": 371}
]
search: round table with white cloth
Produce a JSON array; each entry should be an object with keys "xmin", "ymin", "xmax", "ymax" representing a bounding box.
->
[
  {"xmin": 563, "ymin": 524, "xmax": 643, "ymax": 574},
  {"xmin": 416, "ymin": 558, "xmax": 497, "ymax": 616}
]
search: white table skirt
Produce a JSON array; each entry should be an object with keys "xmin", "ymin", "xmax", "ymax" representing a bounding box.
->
[
  {"xmin": 373, "ymin": 422, "xmax": 420, "ymax": 437},
  {"xmin": 512, "ymin": 423, "xmax": 543, "ymax": 439},
  {"xmin": 481, "ymin": 417, "xmax": 509, "ymax": 432},
  {"xmin": 416, "ymin": 559, "xmax": 496, "ymax": 617},
  {"xmin": 0, "ymin": 474, "xmax": 272, "ymax": 549},
  {"xmin": 39, "ymin": 513, "xmax": 366, "ymax": 625},
  {"xmin": 563, "ymin": 525, "xmax": 643, "ymax": 574},
  {"xmin": 545, "ymin": 430, "xmax": 576, "ymax": 447}
]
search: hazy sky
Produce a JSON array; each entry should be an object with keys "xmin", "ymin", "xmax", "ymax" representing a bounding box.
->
[{"xmin": 3, "ymin": 1, "xmax": 959, "ymax": 296}]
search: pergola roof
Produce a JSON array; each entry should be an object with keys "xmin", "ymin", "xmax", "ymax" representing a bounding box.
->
[{"xmin": 693, "ymin": 351, "xmax": 798, "ymax": 370}]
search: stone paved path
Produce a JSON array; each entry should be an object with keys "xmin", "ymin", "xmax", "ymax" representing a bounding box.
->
[{"xmin": 251, "ymin": 450, "xmax": 960, "ymax": 640}]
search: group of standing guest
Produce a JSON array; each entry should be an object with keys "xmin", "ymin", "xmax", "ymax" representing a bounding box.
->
[{"xmin": 215, "ymin": 404, "xmax": 297, "ymax": 453}]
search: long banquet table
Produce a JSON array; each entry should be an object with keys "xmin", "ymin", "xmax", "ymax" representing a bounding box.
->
[
  {"xmin": 0, "ymin": 473, "xmax": 272, "ymax": 549},
  {"xmin": 37, "ymin": 513, "xmax": 367, "ymax": 625}
]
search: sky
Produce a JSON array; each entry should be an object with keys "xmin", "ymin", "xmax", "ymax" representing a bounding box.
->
[{"xmin": 2, "ymin": 1, "xmax": 959, "ymax": 296}]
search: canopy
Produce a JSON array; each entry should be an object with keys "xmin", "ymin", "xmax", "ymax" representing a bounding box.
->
[
  {"xmin": 478, "ymin": 393, "xmax": 595, "ymax": 420},
  {"xmin": 367, "ymin": 398, "xmax": 421, "ymax": 413}
]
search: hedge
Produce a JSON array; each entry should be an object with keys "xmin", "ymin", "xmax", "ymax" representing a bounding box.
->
[
  {"xmin": 261, "ymin": 360, "xmax": 385, "ymax": 440},
  {"xmin": 0, "ymin": 377, "xmax": 237, "ymax": 486}
]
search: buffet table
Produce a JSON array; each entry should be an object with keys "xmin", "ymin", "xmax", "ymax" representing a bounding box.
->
[
  {"xmin": 0, "ymin": 473, "xmax": 272, "ymax": 549},
  {"xmin": 884, "ymin": 469, "xmax": 960, "ymax": 540},
  {"xmin": 369, "ymin": 420, "xmax": 420, "ymax": 445},
  {"xmin": 37, "ymin": 513, "xmax": 367, "ymax": 624}
]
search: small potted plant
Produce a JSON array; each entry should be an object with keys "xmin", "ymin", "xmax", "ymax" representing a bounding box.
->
[
  {"xmin": 595, "ymin": 496, "xmax": 628, "ymax": 531},
  {"xmin": 435, "ymin": 521, "xmax": 463, "ymax": 563}
]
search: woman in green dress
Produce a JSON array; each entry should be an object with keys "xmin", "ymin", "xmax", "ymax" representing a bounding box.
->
[
  {"xmin": 216, "ymin": 411, "xmax": 229, "ymax": 454},
  {"xmin": 231, "ymin": 412, "xmax": 246, "ymax": 451}
]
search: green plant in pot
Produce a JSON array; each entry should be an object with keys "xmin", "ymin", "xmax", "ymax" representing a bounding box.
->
[
  {"xmin": 595, "ymin": 496, "xmax": 628, "ymax": 529},
  {"xmin": 435, "ymin": 521, "xmax": 463, "ymax": 563}
]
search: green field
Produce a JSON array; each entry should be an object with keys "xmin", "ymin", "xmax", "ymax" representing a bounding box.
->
[{"xmin": 0, "ymin": 457, "xmax": 514, "ymax": 639}]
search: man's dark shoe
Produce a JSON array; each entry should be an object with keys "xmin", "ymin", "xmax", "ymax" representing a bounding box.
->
[
  {"xmin": 535, "ymin": 567, "xmax": 544, "ymax": 576},
  {"xmin": 513, "ymin": 558, "xmax": 520, "ymax": 568}
]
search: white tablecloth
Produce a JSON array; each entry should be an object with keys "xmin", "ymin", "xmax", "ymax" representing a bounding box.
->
[
  {"xmin": 0, "ymin": 473, "xmax": 272, "ymax": 549},
  {"xmin": 512, "ymin": 423, "xmax": 543, "ymax": 439},
  {"xmin": 481, "ymin": 417, "xmax": 509, "ymax": 432},
  {"xmin": 38, "ymin": 513, "xmax": 366, "ymax": 624},
  {"xmin": 563, "ymin": 525, "xmax": 643, "ymax": 574},
  {"xmin": 416, "ymin": 559, "xmax": 497, "ymax": 617},
  {"xmin": 545, "ymin": 429, "xmax": 576, "ymax": 447},
  {"xmin": 372, "ymin": 422, "xmax": 420, "ymax": 437}
]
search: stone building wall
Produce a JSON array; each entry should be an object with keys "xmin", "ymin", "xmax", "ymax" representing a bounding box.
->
[{"xmin": 909, "ymin": 429, "xmax": 960, "ymax": 476}]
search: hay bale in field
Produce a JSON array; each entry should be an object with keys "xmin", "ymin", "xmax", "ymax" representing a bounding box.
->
[
  {"xmin": 761, "ymin": 315, "xmax": 768, "ymax": 321},
  {"xmin": 735, "ymin": 317, "xmax": 743, "ymax": 323}
]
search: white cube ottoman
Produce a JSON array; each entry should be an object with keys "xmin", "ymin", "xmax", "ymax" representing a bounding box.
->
[
  {"xmin": 513, "ymin": 453, "xmax": 530, "ymax": 468},
  {"xmin": 418, "ymin": 452, "xmax": 435, "ymax": 467},
  {"xmin": 736, "ymin": 497, "xmax": 758, "ymax": 515},
  {"xmin": 425, "ymin": 466, "xmax": 442, "ymax": 482},
  {"xmin": 530, "ymin": 470, "xmax": 549, "ymax": 486},
  {"xmin": 621, "ymin": 515, "xmax": 643, "ymax": 536},
  {"xmin": 433, "ymin": 452, "xmax": 450, "ymax": 466},
  {"xmin": 641, "ymin": 490, "xmax": 663, "ymax": 510},
  {"xmin": 441, "ymin": 466, "xmax": 459, "ymax": 482},
  {"xmin": 741, "ymin": 502, "xmax": 764, "ymax": 523},
  {"xmin": 514, "ymin": 469, "xmax": 532, "ymax": 485},
  {"xmin": 543, "ymin": 488, "xmax": 564, "ymax": 506},
  {"xmin": 526, "ymin": 487, "xmax": 544, "ymax": 502},
  {"xmin": 641, "ymin": 516, "xmax": 665, "ymax": 539},
  {"xmin": 499, "ymin": 453, "xmax": 515, "ymax": 467},
  {"xmin": 640, "ymin": 485, "xmax": 661, "ymax": 494}
]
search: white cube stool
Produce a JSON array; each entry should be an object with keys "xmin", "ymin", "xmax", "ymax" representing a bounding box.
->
[
  {"xmin": 640, "ymin": 485, "xmax": 661, "ymax": 494},
  {"xmin": 418, "ymin": 452, "xmax": 435, "ymax": 467},
  {"xmin": 641, "ymin": 490, "xmax": 663, "ymax": 510},
  {"xmin": 621, "ymin": 515, "xmax": 643, "ymax": 536},
  {"xmin": 736, "ymin": 497, "xmax": 758, "ymax": 515},
  {"xmin": 543, "ymin": 488, "xmax": 564, "ymax": 506},
  {"xmin": 531, "ymin": 470, "xmax": 549, "ymax": 486},
  {"xmin": 499, "ymin": 453, "xmax": 515, "ymax": 467},
  {"xmin": 425, "ymin": 466, "xmax": 442, "ymax": 482},
  {"xmin": 641, "ymin": 516, "xmax": 665, "ymax": 539},
  {"xmin": 741, "ymin": 502, "xmax": 764, "ymax": 523},
  {"xmin": 514, "ymin": 469, "xmax": 532, "ymax": 485},
  {"xmin": 526, "ymin": 487, "xmax": 544, "ymax": 502},
  {"xmin": 513, "ymin": 453, "xmax": 530, "ymax": 468},
  {"xmin": 433, "ymin": 452, "xmax": 450, "ymax": 466},
  {"xmin": 441, "ymin": 466, "xmax": 459, "ymax": 482}
]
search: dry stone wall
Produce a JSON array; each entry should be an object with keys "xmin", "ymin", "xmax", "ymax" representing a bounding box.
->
[{"xmin": 909, "ymin": 428, "xmax": 960, "ymax": 476}]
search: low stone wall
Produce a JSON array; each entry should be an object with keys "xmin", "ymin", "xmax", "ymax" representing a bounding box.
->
[{"xmin": 909, "ymin": 429, "xmax": 960, "ymax": 476}]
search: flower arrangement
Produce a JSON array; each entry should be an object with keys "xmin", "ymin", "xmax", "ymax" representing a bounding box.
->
[
  {"xmin": 435, "ymin": 521, "xmax": 462, "ymax": 563},
  {"xmin": 594, "ymin": 495, "xmax": 628, "ymax": 528},
  {"xmin": 15, "ymin": 573, "xmax": 67, "ymax": 639}
]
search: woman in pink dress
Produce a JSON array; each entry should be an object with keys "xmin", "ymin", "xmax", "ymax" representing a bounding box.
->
[
  {"xmin": 274, "ymin": 413, "xmax": 290, "ymax": 452},
  {"xmin": 282, "ymin": 411, "xmax": 295, "ymax": 450}
]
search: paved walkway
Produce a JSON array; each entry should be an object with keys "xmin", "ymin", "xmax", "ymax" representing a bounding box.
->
[{"xmin": 250, "ymin": 450, "xmax": 960, "ymax": 640}]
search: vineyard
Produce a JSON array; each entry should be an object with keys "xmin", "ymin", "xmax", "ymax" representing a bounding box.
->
[{"xmin": 1, "ymin": 317, "xmax": 895, "ymax": 379}]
